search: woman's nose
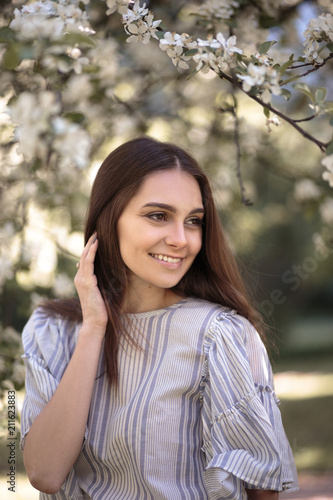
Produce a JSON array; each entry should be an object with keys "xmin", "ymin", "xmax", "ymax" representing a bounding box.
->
[{"xmin": 164, "ymin": 222, "xmax": 187, "ymax": 249}]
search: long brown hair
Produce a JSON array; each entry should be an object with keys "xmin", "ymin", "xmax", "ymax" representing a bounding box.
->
[{"xmin": 43, "ymin": 137, "xmax": 264, "ymax": 386}]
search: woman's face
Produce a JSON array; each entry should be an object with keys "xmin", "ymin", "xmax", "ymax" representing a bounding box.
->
[{"xmin": 117, "ymin": 169, "xmax": 204, "ymax": 296}]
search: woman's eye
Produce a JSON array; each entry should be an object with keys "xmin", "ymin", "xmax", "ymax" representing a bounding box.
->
[
  {"xmin": 148, "ymin": 212, "xmax": 167, "ymax": 221},
  {"xmin": 186, "ymin": 217, "xmax": 203, "ymax": 226}
]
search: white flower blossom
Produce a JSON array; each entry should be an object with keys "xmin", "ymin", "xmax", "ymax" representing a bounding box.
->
[
  {"xmin": 159, "ymin": 32, "xmax": 192, "ymax": 69},
  {"xmin": 106, "ymin": 0, "xmax": 133, "ymax": 16},
  {"xmin": 10, "ymin": 8, "xmax": 64, "ymax": 40},
  {"xmin": 52, "ymin": 118, "xmax": 91, "ymax": 169},
  {"xmin": 294, "ymin": 179, "xmax": 321, "ymax": 202},
  {"xmin": 193, "ymin": 50, "xmax": 218, "ymax": 73},
  {"xmin": 193, "ymin": 33, "xmax": 242, "ymax": 73},
  {"xmin": 197, "ymin": 0, "xmax": 239, "ymax": 20},
  {"xmin": 122, "ymin": 1, "xmax": 149, "ymax": 24},
  {"xmin": 312, "ymin": 232, "xmax": 330, "ymax": 256},
  {"xmin": 237, "ymin": 62, "xmax": 281, "ymax": 103},
  {"xmin": 265, "ymin": 115, "xmax": 280, "ymax": 133},
  {"xmin": 12, "ymin": 361, "xmax": 26, "ymax": 385},
  {"xmin": 216, "ymin": 33, "xmax": 242, "ymax": 56},
  {"xmin": 319, "ymin": 197, "xmax": 333, "ymax": 225},
  {"xmin": 253, "ymin": 52, "xmax": 271, "ymax": 66},
  {"xmin": 125, "ymin": 14, "xmax": 161, "ymax": 44},
  {"xmin": 159, "ymin": 32, "xmax": 185, "ymax": 50},
  {"xmin": 67, "ymin": 49, "xmax": 90, "ymax": 74},
  {"xmin": 89, "ymin": 40, "xmax": 119, "ymax": 88},
  {"xmin": 0, "ymin": 222, "xmax": 16, "ymax": 246},
  {"xmin": 321, "ymin": 153, "xmax": 333, "ymax": 171},
  {"xmin": 21, "ymin": 1, "xmax": 57, "ymax": 16},
  {"xmin": 9, "ymin": 91, "xmax": 60, "ymax": 160},
  {"xmin": 322, "ymin": 154, "xmax": 333, "ymax": 187},
  {"xmin": 53, "ymin": 272, "xmax": 76, "ymax": 298},
  {"xmin": 303, "ymin": 13, "xmax": 333, "ymax": 64},
  {"xmin": 2, "ymin": 379, "xmax": 15, "ymax": 391},
  {"xmin": 121, "ymin": 2, "xmax": 161, "ymax": 44},
  {"xmin": 10, "ymin": 0, "xmax": 94, "ymax": 41},
  {"xmin": 1, "ymin": 327, "xmax": 21, "ymax": 345},
  {"xmin": 63, "ymin": 74, "xmax": 93, "ymax": 104}
]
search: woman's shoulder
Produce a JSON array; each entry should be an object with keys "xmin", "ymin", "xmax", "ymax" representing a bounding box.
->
[
  {"xmin": 182, "ymin": 297, "xmax": 243, "ymax": 327},
  {"xmin": 22, "ymin": 306, "xmax": 81, "ymax": 357},
  {"xmin": 184, "ymin": 298, "xmax": 260, "ymax": 346},
  {"xmin": 181, "ymin": 296, "xmax": 232, "ymax": 314}
]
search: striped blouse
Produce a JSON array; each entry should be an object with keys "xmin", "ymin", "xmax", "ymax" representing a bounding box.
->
[{"xmin": 20, "ymin": 297, "xmax": 298, "ymax": 499}]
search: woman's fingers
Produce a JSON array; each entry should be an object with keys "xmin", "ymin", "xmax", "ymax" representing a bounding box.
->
[
  {"xmin": 74, "ymin": 233, "xmax": 108, "ymax": 330},
  {"xmin": 76, "ymin": 233, "xmax": 98, "ymax": 276}
]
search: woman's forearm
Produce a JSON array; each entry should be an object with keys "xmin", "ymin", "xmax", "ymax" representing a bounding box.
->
[
  {"xmin": 246, "ymin": 489, "xmax": 279, "ymax": 499},
  {"xmin": 23, "ymin": 326, "xmax": 104, "ymax": 494}
]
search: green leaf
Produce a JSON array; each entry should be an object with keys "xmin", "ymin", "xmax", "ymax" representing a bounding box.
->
[
  {"xmin": 294, "ymin": 83, "xmax": 316, "ymax": 104},
  {"xmin": 19, "ymin": 44, "xmax": 35, "ymax": 61},
  {"xmin": 263, "ymin": 107, "xmax": 270, "ymax": 118},
  {"xmin": 330, "ymin": 116, "xmax": 333, "ymax": 126},
  {"xmin": 327, "ymin": 42, "xmax": 333, "ymax": 52},
  {"xmin": 281, "ymin": 74, "xmax": 303, "ymax": 86},
  {"xmin": 3, "ymin": 44, "xmax": 20, "ymax": 69},
  {"xmin": 279, "ymin": 55, "xmax": 294, "ymax": 76},
  {"xmin": 280, "ymin": 88, "xmax": 292, "ymax": 101},
  {"xmin": 155, "ymin": 30, "xmax": 165, "ymax": 40},
  {"xmin": 185, "ymin": 48, "xmax": 198, "ymax": 57},
  {"xmin": 325, "ymin": 104, "xmax": 333, "ymax": 114},
  {"xmin": 258, "ymin": 40, "xmax": 277, "ymax": 55},
  {"xmin": 315, "ymin": 87, "xmax": 327, "ymax": 104},
  {"xmin": 326, "ymin": 140, "xmax": 333, "ymax": 155},
  {"xmin": 60, "ymin": 33, "xmax": 95, "ymax": 47},
  {"xmin": 0, "ymin": 27, "xmax": 16, "ymax": 44},
  {"xmin": 324, "ymin": 104, "xmax": 333, "ymax": 114},
  {"xmin": 63, "ymin": 112, "xmax": 86, "ymax": 123}
]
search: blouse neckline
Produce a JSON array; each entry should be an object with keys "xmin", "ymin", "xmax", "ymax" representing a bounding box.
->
[{"xmin": 124, "ymin": 297, "xmax": 193, "ymax": 319}]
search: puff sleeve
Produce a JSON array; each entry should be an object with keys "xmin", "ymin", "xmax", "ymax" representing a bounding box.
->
[
  {"xmin": 200, "ymin": 310, "xmax": 298, "ymax": 499},
  {"xmin": 20, "ymin": 309, "xmax": 87, "ymax": 499}
]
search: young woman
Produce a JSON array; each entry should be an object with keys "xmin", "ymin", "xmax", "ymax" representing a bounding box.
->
[{"xmin": 20, "ymin": 137, "xmax": 298, "ymax": 499}]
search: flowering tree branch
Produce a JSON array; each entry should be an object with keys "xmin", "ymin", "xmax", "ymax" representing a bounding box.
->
[
  {"xmin": 216, "ymin": 69, "xmax": 329, "ymax": 153},
  {"xmin": 287, "ymin": 52, "xmax": 333, "ymax": 74},
  {"xmin": 111, "ymin": 1, "xmax": 333, "ymax": 188}
]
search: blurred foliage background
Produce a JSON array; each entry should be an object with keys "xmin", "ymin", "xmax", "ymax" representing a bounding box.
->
[{"xmin": 0, "ymin": 0, "xmax": 332, "ymax": 486}]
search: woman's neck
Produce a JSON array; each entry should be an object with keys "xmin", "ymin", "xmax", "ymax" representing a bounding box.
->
[{"xmin": 122, "ymin": 287, "xmax": 184, "ymax": 314}]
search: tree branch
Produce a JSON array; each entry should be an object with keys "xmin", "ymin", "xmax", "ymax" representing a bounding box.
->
[
  {"xmin": 287, "ymin": 53, "xmax": 333, "ymax": 77},
  {"xmin": 219, "ymin": 98, "xmax": 252, "ymax": 206},
  {"xmin": 217, "ymin": 70, "xmax": 329, "ymax": 152},
  {"xmin": 293, "ymin": 114, "xmax": 316, "ymax": 123}
]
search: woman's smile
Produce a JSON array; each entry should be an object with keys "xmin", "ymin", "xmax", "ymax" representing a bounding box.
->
[{"xmin": 149, "ymin": 252, "xmax": 184, "ymax": 267}]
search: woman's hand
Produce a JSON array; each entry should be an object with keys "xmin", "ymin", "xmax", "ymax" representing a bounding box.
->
[{"xmin": 74, "ymin": 233, "xmax": 108, "ymax": 332}]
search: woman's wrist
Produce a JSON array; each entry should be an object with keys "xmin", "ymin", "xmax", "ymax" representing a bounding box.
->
[{"xmin": 78, "ymin": 323, "xmax": 106, "ymax": 344}]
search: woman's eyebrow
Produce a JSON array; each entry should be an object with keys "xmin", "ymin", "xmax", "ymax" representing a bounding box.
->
[{"xmin": 142, "ymin": 202, "xmax": 205, "ymax": 215}]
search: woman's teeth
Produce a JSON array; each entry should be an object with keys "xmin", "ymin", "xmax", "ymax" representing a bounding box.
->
[{"xmin": 151, "ymin": 254, "xmax": 181, "ymax": 263}]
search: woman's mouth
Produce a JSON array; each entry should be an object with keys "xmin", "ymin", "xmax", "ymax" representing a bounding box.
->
[{"xmin": 149, "ymin": 253, "xmax": 182, "ymax": 263}]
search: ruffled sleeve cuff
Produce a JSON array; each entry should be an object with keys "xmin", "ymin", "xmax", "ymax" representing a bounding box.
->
[
  {"xmin": 200, "ymin": 311, "xmax": 299, "ymax": 497},
  {"xmin": 203, "ymin": 388, "xmax": 296, "ymax": 492}
]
